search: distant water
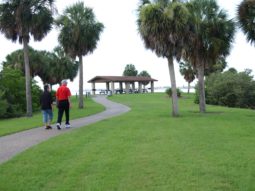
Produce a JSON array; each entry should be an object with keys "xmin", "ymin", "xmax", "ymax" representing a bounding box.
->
[{"xmin": 154, "ymin": 87, "xmax": 195, "ymax": 93}]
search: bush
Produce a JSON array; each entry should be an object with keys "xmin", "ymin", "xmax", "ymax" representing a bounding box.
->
[
  {"xmin": 32, "ymin": 80, "xmax": 43, "ymax": 112},
  {"xmin": 0, "ymin": 68, "xmax": 42, "ymax": 118},
  {"xmin": 0, "ymin": 91, "xmax": 8, "ymax": 118},
  {"xmin": 165, "ymin": 88, "xmax": 181, "ymax": 97},
  {"xmin": 196, "ymin": 69, "xmax": 255, "ymax": 109}
]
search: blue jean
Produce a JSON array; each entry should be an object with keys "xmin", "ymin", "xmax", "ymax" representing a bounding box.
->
[{"xmin": 42, "ymin": 109, "xmax": 53, "ymax": 123}]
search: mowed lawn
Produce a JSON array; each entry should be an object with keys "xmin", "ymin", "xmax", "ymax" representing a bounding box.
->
[
  {"xmin": 1, "ymin": 93, "xmax": 255, "ymax": 191},
  {"xmin": 0, "ymin": 97, "xmax": 105, "ymax": 137}
]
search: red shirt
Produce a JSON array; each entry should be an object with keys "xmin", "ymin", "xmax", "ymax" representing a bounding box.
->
[{"xmin": 56, "ymin": 85, "xmax": 71, "ymax": 101}]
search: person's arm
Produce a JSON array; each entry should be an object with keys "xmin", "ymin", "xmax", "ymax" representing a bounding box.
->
[
  {"xmin": 68, "ymin": 97, "xmax": 71, "ymax": 108},
  {"xmin": 68, "ymin": 88, "xmax": 71, "ymax": 108},
  {"xmin": 55, "ymin": 90, "xmax": 59, "ymax": 107},
  {"xmin": 50, "ymin": 94, "xmax": 54, "ymax": 110}
]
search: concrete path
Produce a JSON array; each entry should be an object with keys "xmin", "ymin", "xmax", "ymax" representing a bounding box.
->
[{"xmin": 0, "ymin": 96, "xmax": 130, "ymax": 164}]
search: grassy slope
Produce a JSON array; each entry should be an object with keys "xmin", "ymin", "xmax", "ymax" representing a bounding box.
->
[
  {"xmin": 0, "ymin": 93, "xmax": 255, "ymax": 191},
  {"xmin": 0, "ymin": 97, "xmax": 105, "ymax": 137}
]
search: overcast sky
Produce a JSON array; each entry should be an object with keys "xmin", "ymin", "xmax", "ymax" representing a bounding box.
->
[{"xmin": 0, "ymin": 0, "xmax": 254, "ymax": 93}]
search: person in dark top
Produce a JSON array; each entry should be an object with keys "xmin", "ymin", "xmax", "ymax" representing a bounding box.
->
[{"xmin": 40, "ymin": 84, "xmax": 53, "ymax": 130}]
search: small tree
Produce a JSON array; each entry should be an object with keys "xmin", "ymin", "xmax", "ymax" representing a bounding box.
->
[
  {"xmin": 123, "ymin": 64, "xmax": 138, "ymax": 76},
  {"xmin": 179, "ymin": 61, "xmax": 195, "ymax": 94},
  {"xmin": 138, "ymin": 70, "xmax": 151, "ymax": 88}
]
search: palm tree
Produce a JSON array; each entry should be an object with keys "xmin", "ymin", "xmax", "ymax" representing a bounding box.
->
[
  {"xmin": 237, "ymin": 0, "xmax": 255, "ymax": 45},
  {"xmin": 185, "ymin": 0, "xmax": 235, "ymax": 113},
  {"xmin": 38, "ymin": 47, "xmax": 79, "ymax": 86},
  {"xmin": 3, "ymin": 47, "xmax": 46, "ymax": 78},
  {"xmin": 138, "ymin": 0, "xmax": 190, "ymax": 117},
  {"xmin": 56, "ymin": 2, "xmax": 104, "ymax": 109},
  {"xmin": 3, "ymin": 47, "xmax": 79, "ymax": 86},
  {"xmin": 0, "ymin": 0, "xmax": 55, "ymax": 117},
  {"xmin": 179, "ymin": 61, "xmax": 195, "ymax": 94}
]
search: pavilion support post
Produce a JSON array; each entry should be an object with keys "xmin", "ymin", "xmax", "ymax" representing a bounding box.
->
[
  {"xmin": 106, "ymin": 82, "xmax": 110, "ymax": 91},
  {"xmin": 119, "ymin": 82, "xmax": 123, "ymax": 90},
  {"xmin": 125, "ymin": 82, "xmax": 130, "ymax": 94},
  {"xmin": 132, "ymin": 83, "xmax": 135, "ymax": 92},
  {"xmin": 92, "ymin": 82, "xmax": 96, "ymax": 95},
  {"xmin": 111, "ymin": 81, "xmax": 115, "ymax": 94},
  {"xmin": 138, "ymin": 82, "xmax": 142, "ymax": 93},
  {"xmin": 119, "ymin": 82, "xmax": 123, "ymax": 94},
  {"xmin": 150, "ymin": 81, "xmax": 154, "ymax": 93}
]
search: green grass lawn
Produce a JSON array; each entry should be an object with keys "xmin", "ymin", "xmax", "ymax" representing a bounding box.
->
[
  {"xmin": 1, "ymin": 93, "xmax": 255, "ymax": 191},
  {"xmin": 0, "ymin": 96, "xmax": 105, "ymax": 137}
]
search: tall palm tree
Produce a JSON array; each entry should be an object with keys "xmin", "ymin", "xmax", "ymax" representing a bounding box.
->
[
  {"xmin": 56, "ymin": 2, "xmax": 104, "ymax": 109},
  {"xmin": 185, "ymin": 0, "xmax": 235, "ymax": 113},
  {"xmin": 237, "ymin": 0, "xmax": 255, "ymax": 45},
  {"xmin": 0, "ymin": 0, "xmax": 55, "ymax": 117},
  {"xmin": 138, "ymin": 0, "xmax": 190, "ymax": 117}
]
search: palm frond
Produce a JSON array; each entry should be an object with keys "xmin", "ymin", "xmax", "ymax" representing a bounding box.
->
[
  {"xmin": 56, "ymin": 2, "xmax": 104, "ymax": 58},
  {"xmin": 0, "ymin": 0, "xmax": 55, "ymax": 43},
  {"xmin": 237, "ymin": 0, "xmax": 255, "ymax": 45}
]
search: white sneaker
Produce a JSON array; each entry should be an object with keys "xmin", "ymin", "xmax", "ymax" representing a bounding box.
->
[
  {"xmin": 56, "ymin": 123, "xmax": 61, "ymax": 130},
  {"xmin": 65, "ymin": 124, "xmax": 71, "ymax": 129}
]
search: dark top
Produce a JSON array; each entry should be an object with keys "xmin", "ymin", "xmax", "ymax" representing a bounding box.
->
[{"xmin": 40, "ymin": 91, "xmax": 53, "ymax": 110}]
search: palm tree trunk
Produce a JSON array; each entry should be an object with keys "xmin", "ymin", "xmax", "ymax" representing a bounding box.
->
[
  {"xmin": 167, "ymin": 57, "xmax": 179, "ymax": 117},
  {"xmin": 78, "ymin": 55, "xmax": 84, "ymax": 109},
  {"xmin": 187, "ymin": 82, "xmax": 190, "ymax": 94},
  {"xmin": 23, "ymin": 38, "xmax": 32, "ymax": 117},
  {"xmin": 197, "ymin": 63, "xmax": 206, "ymax": 113}
]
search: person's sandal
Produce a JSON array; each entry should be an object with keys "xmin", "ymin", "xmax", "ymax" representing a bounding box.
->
[{"xmin": 45, "ymin": 126, "xmax": 52, "ymax": 130}]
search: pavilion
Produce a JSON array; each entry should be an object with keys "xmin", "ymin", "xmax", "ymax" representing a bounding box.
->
[{"xmin": 88, "ymin": 76, "xmax": 158, "ymax": 95}]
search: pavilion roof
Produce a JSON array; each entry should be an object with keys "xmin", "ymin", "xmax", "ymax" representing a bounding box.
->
[{"xmin": 88, "ymin": 76, "xmax": 157, "ymax": 83}]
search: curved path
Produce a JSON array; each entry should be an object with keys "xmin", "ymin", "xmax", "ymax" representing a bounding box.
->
[{"xmin": 0, "ymin": 96, "xmax": 130, "ymax": 164}]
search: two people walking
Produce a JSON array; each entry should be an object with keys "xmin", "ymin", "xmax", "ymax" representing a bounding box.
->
[{"xmin": 40, "ymin": 80, "xmax": 71, "ymax": 130}]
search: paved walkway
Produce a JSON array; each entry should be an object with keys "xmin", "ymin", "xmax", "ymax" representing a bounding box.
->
[{"xmin": 0, "ymin": 96, "xmax": 130, "ymax": 164}]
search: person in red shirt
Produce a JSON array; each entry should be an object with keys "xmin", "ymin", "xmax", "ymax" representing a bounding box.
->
[{"xmin": 56, "ymin": 80, "xmax": 71, "ymax": 130}]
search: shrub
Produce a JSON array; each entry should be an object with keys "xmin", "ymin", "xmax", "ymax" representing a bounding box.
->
[
  {"xmin": 0, "ymin": 91, "xmax": 8, "ymax": 118},
  {"xmin": 195, "ymin": 69, "xmax": 255, "ymax": 109},
  {"xmin": 0, "ymin": 68, "xmax": 42, "ymax": 118},
  {"xmin": 165, "ymin": 88, "xmax": 181, "ymax": 97}
]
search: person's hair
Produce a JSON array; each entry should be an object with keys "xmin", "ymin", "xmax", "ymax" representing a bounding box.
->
[
  {"xmin": 61, "ymin": 79, "xmax": 67, "ymax": 85},
  {"xmin": 44, "ymin": 84, "xmax": 49, "ymax": 92}
]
